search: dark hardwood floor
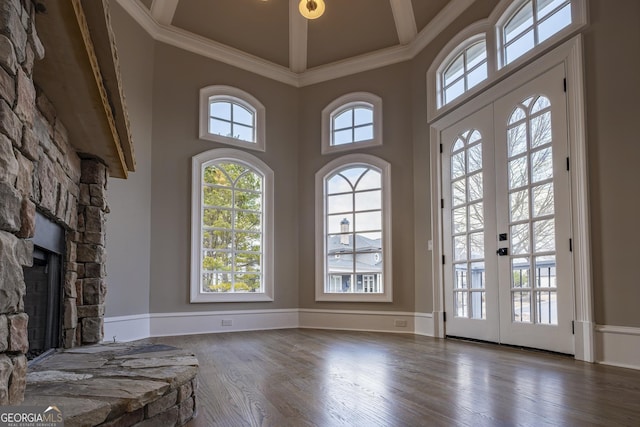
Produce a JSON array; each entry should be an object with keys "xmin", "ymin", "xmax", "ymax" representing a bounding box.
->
[{"xmin": 147, "ymin": 329, "xmax": 640, "ymax": 427}]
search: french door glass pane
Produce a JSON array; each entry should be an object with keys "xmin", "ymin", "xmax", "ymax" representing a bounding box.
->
[
  {"xmin": 513, "ymin": 291, "xmax": 532, "ymax": 323},
  {"xmin": 454, "ymin": 207, "xmax": 467, "ymax": 233},
  {"xmin": 470, "ymin": 262, "xmax": 485, "ymax": 289},
  {"xmin": 469, "ymin": 202, "xmax": 484, "ymax": 230},
  {"xmin": 536, "ymin": 291, "xmax": 557, "ymax": 324},
  {"xmin": 508, "ymin": 124, "xmax": 528, "ymax": 156},
  {"xmin": 531, "ymin": 111, "xmax": 552, "ymax": 147},
  {"xmin": 454, "ymin": 264, "xmax": 467, "ymax": 289},
  {"xmin": 507, "ymin": 94, "xmax": 559, "ymax": 325},
  {"xmin": 535, "ymin": 255, "xmax": 556, "ymax": 288},
  {"xmin": 510, "ymin": 189, "xmax": 529, "ymax": 221},
  {"xmin": 453, "ymin": 179, "xmax": 467, "ymax": 206},
  {"xmin": 512, "ymin": 257, "xmax": 530, "ymax": 288},
  {"xmin": 532, "ymin": 183, "xmax": 554, "ymax": 217},
  {"xmin": 533, "ymin": 219, "xmax": 555, "ymax": 252},
  {"xmin": 511, "ymin": 223, "xmax": 530, "ymax": 254},
  {"xmin": 531, "ymin": 147, "xmax": 553, "ymax": 183},
  {"xmin": 508, "ymin": 156, "xmax": 529, "ymax": 189},
  {"xmin": 471, "ymin": 291, "xmax": 486, "ymax": 319},
  {"xmin": 455, "ymin": 291, "xmax": 469, "ymax": 317}
]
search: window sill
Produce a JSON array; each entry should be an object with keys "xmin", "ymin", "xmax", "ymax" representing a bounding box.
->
[
  {"xmin": 191, "ymin": 292, "xmax": 274, "ymax": 303},
  {"xmin": 315, "ymin": 293, "xmax": 392, "ymax": 303}
]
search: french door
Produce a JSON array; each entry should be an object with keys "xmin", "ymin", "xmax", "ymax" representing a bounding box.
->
[{"xmin": 442, "ymin": 64, "xmax": 574, "ymax": 354}]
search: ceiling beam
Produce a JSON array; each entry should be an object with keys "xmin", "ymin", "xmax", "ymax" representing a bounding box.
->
[
  {"xmin": 289, "ymin": 0, "xmax": 308, "ymax": 72},
  {"xmin": 389, "ymin": 0, "xmax": 417, "ymax": 45},
  {"xmin": 150, "ymin": 0, "xmax": 180, "ymax": 26}
]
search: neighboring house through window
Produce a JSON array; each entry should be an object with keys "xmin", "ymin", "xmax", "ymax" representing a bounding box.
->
[
  {"xmin": 199, "ymin": 85, "xmax": 266, "ymax": 151},
  {"xmin": 315, "ymin": 154, "xmax": 392, "ymax": 302},
  {"xmin": 191, "ymin": 148, "xmax": 273, "ymax": 302}
]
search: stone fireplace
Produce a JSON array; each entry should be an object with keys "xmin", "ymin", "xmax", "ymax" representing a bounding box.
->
[{"xmin": 0, "ymin": 0, "xmax": 134, "ymax": 406}]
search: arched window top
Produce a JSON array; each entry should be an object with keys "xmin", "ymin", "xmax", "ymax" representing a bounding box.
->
[
  {"xmin": 438, "ymin": 35, "xmax": 488, "ymax": 108},
  {"xmin": 191, "ymin": 148, "xmax": 273, "ymax": 302},
  {"xmin": 497, "ymin": 0, "xmax": 573, "ymax": 66},
  {"xmin": 427, "ymin": 0, "xmax": 586, "ymax": 121},
  {"xmin": 315, "ymin": 154, "xmax": 392, "ymax": 302},
  {"xmin": 199, "ymin": 85, "xmax": 266, "ymax": 152},
  {"xmin": 322, "ymin": 92, "xmax": 383, "ymax": 154}
]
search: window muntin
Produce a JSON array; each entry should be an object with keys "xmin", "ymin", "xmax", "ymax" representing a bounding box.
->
[
  {"xmin": 191, "ymin": 149, "xmax": 273, "ymax": 302},
  {"xmin": 332, "ymin": 104, "xmax": 374, "ymax": 146},
  {"xmin": 209, "ymin": 99, "xmax": 255, "ymax": 143},
  {"xmin": 199, "ymin": 86, "xmax": 266, "ymax": 151},
  {"xmin": 502, "ymin": 0, "xmax": 572, "ymax": 65},
  {"xmin": 321, "ymin": 93, "xmax": 382, "ymax": 154},
  {"xmin": 201, "ymin": 161, "xmax": 263, "ymax": 293},
  {"xmin": 325, "ymin": 166, "xmax": 383, "ymax": 294},
  {"xmin": 442, "ymin": 40, "xmax": 488, "ymax": 106},
  {"xmin": 316, "ymin": 155, "xmax": 392, "ymax": 302}
]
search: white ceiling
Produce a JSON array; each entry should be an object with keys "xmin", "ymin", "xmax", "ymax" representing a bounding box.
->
[{"xmin": 115, "ymin": 0, "xmax": 477, "ymax": 87}]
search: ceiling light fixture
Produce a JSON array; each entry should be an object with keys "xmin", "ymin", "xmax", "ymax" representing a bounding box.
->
[{"xmin": 299, "ymin": 0, "xmax": 325, "ymax": 20}]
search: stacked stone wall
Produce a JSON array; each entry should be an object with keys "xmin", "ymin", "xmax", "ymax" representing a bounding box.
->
[{"xmin": 0, "ymin": 0, "xmax": 109, "ymax": 405}]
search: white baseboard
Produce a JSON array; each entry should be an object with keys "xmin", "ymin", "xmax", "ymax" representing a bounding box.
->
[
  {"xmin": 104, "ymin": 314, "xmax": 151, "ymax": 343},
  {"xmin": 414, "ymin": 312, "xmax": 435, "ymax": 336},
  {"xmin": 595, "ymin": 325, "xmax": 640, "ymax": 370},
  {"xmin": 149, "ymin": 309, "xmax": 299, "ymax": 337},
  {"xmin": 299, "ymin": 309, "xmax": 416, "ymax": 334}
]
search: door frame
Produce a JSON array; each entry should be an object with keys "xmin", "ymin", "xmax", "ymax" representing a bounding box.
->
[{"xmin": 429, "ymin": 35, "xmax": 594, "ymax": 362}]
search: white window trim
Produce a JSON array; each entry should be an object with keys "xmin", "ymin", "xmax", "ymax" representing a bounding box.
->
[
  {"xmin": 199, "ymin": 85, "xmax": 266, "ymax": 152},
  {"xmin": 427, "ymin": 0, "xmax": 587, "ymax": 122},
  {"xmin": 321, "ymin": 92, "xmax": 383, "ymax": 155},
  {"xmin": 315, "ymin": 154, "xmax": 392, "ymax": 302},
  {"xmin": 191, "ymin": 148, "xmax": 274, "ymax": 302}
]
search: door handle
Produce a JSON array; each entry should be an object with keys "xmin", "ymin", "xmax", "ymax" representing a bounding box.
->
[{"xmin": 497, "ymin": 248, "xmax": 509, "ymax": 256}]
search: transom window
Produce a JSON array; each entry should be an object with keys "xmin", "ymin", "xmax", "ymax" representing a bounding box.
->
[
  {"xmin": 322, "ymin": 92, "xmax": 383, "ymax": 154},
  {"xmin": 199, "ymin": 86, "xmax": 266, "ymax": 151},
  {"xmin": 332, "ymin": 104, "xmax": 374, "ymax": 146},
  {"xmin": 501, "ymin": 0, "xmax": 572, "ymax": 65},
  {"xmin": 315, "ymin": 154, "xmax": 392, "ymax": 302},
  {"xmin": 427, "ymin": 0, "xmax": 586, "ymax": 120},
  {"xmin": 442, "ymin": 39, "xmax": 488, "ymax": 106},
  {"xmin": 191, "ymin": 149, "xmax": 273, "ymax": 302},
  {"xmin": 209, "ymin": 99, "xmax": 255, "ymax": 143}
]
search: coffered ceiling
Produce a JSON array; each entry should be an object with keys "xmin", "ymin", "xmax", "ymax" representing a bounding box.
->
[{"xmin": 116, "ymin": 0, "xmax": 477, "ymax": 86}]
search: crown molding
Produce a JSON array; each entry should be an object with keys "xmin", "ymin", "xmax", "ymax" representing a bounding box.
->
[{"xmin": 115, "ymin": 0, "xmax": 477, "ymax": 88}]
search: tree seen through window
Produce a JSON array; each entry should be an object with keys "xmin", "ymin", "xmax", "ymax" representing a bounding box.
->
[{"xmin": 201, "ymin": 161, "xmax": 263, "ymax": 293}]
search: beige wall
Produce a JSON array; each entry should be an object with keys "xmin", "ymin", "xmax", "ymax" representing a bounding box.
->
[
  {"xmin": 410, "ymin": 0, "xmax": 501, "ymax": 313},
  {"xmin": 584, "ymin": 0, "xmax": 640, "ymax": 327},
  {"xmin": 106, "ymin": 0, "xmax": 640, "ymax": 330},
  {"xmin": 148, "ymin": 44, "xmax": 299, "ymax": 312},
  {"xmin": 298, "ymin": 62, "xmax": 415, "ymax": 312},
  {"xmin": 105, "ymin": 1, "xmax": 154, "ymax": 317}
]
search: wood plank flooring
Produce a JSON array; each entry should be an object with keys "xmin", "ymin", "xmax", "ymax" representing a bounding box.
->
[{"xmin": 147, "ymin": 329, "xmax": 640, "ymax": 427}]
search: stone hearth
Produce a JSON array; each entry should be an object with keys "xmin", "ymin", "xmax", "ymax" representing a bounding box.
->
[{"xmin": 23, "ymin": 342, "xmax": 198, "ymax": 427}]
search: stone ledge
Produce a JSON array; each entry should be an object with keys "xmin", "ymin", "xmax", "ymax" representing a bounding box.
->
[{"xmin": 21, "ymin": 342, "xmax": 199, "ymax": 427}]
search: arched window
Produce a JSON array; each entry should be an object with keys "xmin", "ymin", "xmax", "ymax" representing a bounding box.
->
[
  {"xmin": 440, "ymin": 37, "xmax": 488, "ymax": 107},
  {"xmin": 199, "ymin": 86, "xmax": 266, "ymax": 151},
  {"xmin": 498, "ymin": 0, "xmax": 573, "ymax": 66},
  {"xmin": 315, "ymin": 154, "xmax": 392, "ymax": 302},
  {"xmin": 191, "ymin": 148, "xmax": 273, "ymax": 302},
  {"xmin": 427, "ymin": 0, "xmax": 586, "ymax": 121},
  {"xmin": 321, "ymin": 92, "xmax": 382, "ymax": 154}
]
